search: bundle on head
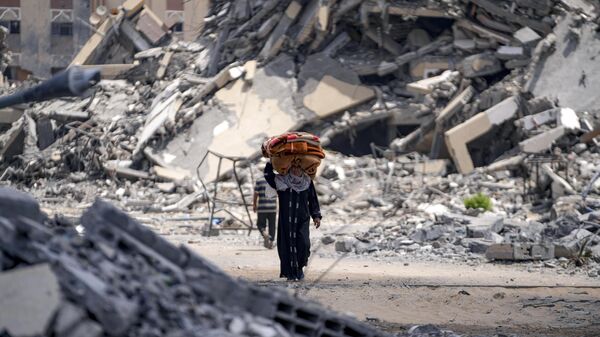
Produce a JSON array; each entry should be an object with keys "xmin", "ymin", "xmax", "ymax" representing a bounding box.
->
[{"xmin": 261, "ymin": 132, "xmax": 325, "ymax": 179}]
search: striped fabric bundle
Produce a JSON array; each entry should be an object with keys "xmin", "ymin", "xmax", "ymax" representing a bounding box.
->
[{"xmin": 261, "ymin": 132, "xmax": 325, "ymax": 179}]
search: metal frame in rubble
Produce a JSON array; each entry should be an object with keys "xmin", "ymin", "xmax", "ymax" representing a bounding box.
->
[{"xmin": 196, "ymin": 150, "xmax": 255, "ymax": 236}]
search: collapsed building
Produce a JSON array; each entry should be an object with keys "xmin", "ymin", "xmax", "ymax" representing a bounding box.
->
[{"xmin": 0, "ymin": 1, "xmax": 600, "ymax": 334}]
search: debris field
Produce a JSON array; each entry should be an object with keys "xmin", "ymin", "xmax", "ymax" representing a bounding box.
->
[{"xmin": 1, "ymin": 0, "xmax": 600, "ymax": 336}]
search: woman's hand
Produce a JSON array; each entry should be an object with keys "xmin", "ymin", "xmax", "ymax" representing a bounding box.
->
[{"xmin": 313, "ymin": 218, "xmax": 321, "ymax": 229}]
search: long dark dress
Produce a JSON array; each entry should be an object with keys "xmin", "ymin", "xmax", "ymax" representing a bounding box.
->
[{"xmin": 264, "ymin": 163, "xmax": 321, "ymax": 280}]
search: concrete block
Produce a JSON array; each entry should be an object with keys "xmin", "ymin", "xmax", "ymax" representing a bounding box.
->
[
  {"xmin": 0, "ymin": 187, "xmax": 46, "ymax": 223},
  {"xmin": 486, "ymin": 244, "xmax": 514, "ymax": 260},
  {"xmin": 136, "ymin": 9, "xmax": 168, "ymax": 45},
  {"xmin": 461, "ymin": 53, "xmax": 502, "ymax": 78},
  {"xmin": 464, "ymin": 238, "xmax": 493, "ymax": 254},
  {"xmin": 406, "ymin": 70, "xmax": 458, "ymax": 95},
  {"xmin": 496, "ymin": 46, "xmax": 525, "ymax": 60},
  {"xmin": 514, "ymin": 26, "xmax": 541, "ymax": 45},
  {"xmin": 446, "ymin": 96, "xmax": 520, "ymax": 174},
  {"xmin": 466, "ymin": 215, "xmax": 504, "ymax": 238},
  {"xmin": 557, "ymin": 108, "xmax": 581, "ymax": 130},
  {"xmin": 519, "ymin": 126, "xmax": 567, "ymax": 153},
  {"xmin": 0, "ymin": 264, "xmax": 62, "ymax": 337},
  {"xmin": 53, "ymin": 302, "xmax": 86, "ymax": 336}
]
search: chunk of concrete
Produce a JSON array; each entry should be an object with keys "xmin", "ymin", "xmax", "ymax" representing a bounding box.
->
[
  {"xmin": 466, "ymin": 215, "xmax": 504, "ymax": 238},
  {"xmin": 0, "ymin": 264, "xmax": 62, "ymax": 337},
  {"xmin": 519, "ymin": 126, "xmax": 567, "ymax": 153},
  {"xmin": 136, "ymin": 9, "xmax": 168, "ymax": 45},
  {"xmin": 303, "ymin": 75, "xmax": 375, "ymax": 117},
  {"xmin": 65, "ymin": 320, "xmax": 103, "ymax": 337},
  {"xmin": 514, "ymin": 27, "xmax": 541, "ymax": 45},
  {"xmin": 557, "ymin": 108, "xmax": 581, "ymax": 130},
  {"xmin": 445, "ymin": 96, "xmax": 520, "ymax": 174},
  {"xmin": 406, "ymin": 70, "xmax": 458, "ymax": 95},
  {"xmin": 412, "ymin": 160, "xmax": 448, "ymax": 175},
  {"xmin": 518, "ymin": 108, "xmax": 559, "ymax": 131},
  {"xmin": 461, "ymin": 53, "xmax": 502, "ymax": 78},
  {"xmin": 496, "ymin": 46, "xmax": 525, "ymax": 60},
  {"xmin": 53, "ymin": 303, "xmax": 86, "ymax": 336},
  {"xmin": 153, "ymin": 165, "xmax": 190, "ymax": 182}
]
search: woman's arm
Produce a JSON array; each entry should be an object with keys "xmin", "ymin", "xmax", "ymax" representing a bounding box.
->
[
  {"xmin": 308, "ymin": 181, "xmax": 322, "ymax": 221},
  {"xmin": 263, "ymin": 162, "xmax": 277, "ymax": 189}
]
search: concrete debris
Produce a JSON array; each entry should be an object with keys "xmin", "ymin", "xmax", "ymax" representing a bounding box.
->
[
  {"xmin": 0, "ymin": 2, "xmax": 599, "ymax": 334},
  {"xmin": 0, "ymin": 188, "xmax": 389, "ymax": 337}
]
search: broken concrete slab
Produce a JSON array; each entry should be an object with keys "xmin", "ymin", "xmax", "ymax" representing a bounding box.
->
[
  {"xmin": 0, "ymin": 264, "xmax": 62, "ymax": 337},
  {"xmin": 299, "ymin": 53, "xmax": 375, "ymax": 118},
  {"xmin": 162, "ymin": 55, "xmax": 299, "ymax": 182},
  {"xmin": 303, "ymin": 75, "xmax": 375, "ymax": 118},
  {"xmin": 519, "ymin": 126, "xmax": 567, "ymax": 153},
  {"xmin": 407, "ymin": 71, "xmax": 458, "ymax": 95},
  {"xmin": 0, "ymin": 107, "xmax": 23, "ymax": 124},
  {"xmin": 445, "ymin": 96, "xmax": 520, "ymax": 174},
  {"xmin": 461, "ymin": 53, "xmax": 503, "ymax": 78},
  {"xmin": 514, "ymin": 27, "xmax": 542, "ymax": 45},
  {"xmin": 136, "ymin": 9, "xmax": 169, "ymax": 45},
  {"xmin": 486, "ymin": 243, "xmax": 555, "ymax": 261}
]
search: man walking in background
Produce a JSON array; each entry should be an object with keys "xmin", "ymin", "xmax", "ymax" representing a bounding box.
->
[{"xmin": 253, "ymin": 173, "xmax": 277, "ymax": 249}]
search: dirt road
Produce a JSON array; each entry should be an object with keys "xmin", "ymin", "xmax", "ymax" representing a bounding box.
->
[{"xmin": 188, "ymin": 242, "xmax": 600, "ymax": 337}]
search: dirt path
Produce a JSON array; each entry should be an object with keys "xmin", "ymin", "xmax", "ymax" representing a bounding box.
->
[{"xmin": 188, "ymin": 242, "xmax": 600, "ymax": 337}]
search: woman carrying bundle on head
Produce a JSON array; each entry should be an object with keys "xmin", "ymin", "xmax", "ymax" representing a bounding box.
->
[{"xmin": 262, "ymin": 132, "xmax": 324, "ymax": 281}]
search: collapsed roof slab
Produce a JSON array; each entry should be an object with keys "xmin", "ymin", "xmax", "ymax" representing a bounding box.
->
[
  {"xmin": 160, "ymin": 56, "xmax": 300, "ymax": 182},
  {"xmin": 298, "ymin": 53, "xmax": 375, "ymax": 119},
  {"xmin": 529, "ymin": 15, "xmax": 600, "ymax": 113},
  {"xmin": 445, "ymin": 96, "xmax": 520, "ymax": 174}
]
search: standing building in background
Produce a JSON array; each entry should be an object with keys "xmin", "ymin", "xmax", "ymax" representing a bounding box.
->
[{"xmin": 0, "ymin": 0, "xmax": 209, "ymax": 80}]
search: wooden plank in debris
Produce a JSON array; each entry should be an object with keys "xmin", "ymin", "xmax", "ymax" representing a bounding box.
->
[{"xmin": 156, "ymin": 51, "xmax": 174, "ymax": 80}]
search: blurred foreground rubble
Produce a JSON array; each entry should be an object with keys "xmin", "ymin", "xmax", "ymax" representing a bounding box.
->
[
  {"xmin": 0, "ymin": 0, "xmax": 598, "ymax": 281},
  {"xmin": 0, "ymin": 187, "xmax": 392, "ymax": 337}
]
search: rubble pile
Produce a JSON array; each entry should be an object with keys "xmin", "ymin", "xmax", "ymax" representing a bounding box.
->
[
  {"xmin": 0, "ymin": 187, "xmax": 393, "ymax": 337},
  {"xmin": 0, "ymin": 0, "xmax": 598, "ymax": 273},
  {"xmin": 317, "ymin": 150, "xmax": 600, "ymax": 276}
]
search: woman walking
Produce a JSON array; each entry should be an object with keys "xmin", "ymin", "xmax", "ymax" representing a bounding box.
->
[{"xmin": 263, "ymin": 162, "xmax": 321, "ymax": 281}]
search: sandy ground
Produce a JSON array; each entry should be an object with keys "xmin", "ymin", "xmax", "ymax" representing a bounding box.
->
[{"xmin": 187, "ymin": 242, "xmax": 600, "ymax": 337}]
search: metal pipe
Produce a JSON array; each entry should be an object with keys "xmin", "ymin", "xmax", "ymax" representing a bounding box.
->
[{"xmin": 0, "ymin": 66, "xmax": 101, "ymax": 109}]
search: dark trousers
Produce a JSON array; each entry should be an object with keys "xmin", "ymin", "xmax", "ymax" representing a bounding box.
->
[{"xmin": 257, "ymin": 212, "xmax": 276, "ymax": 240}]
